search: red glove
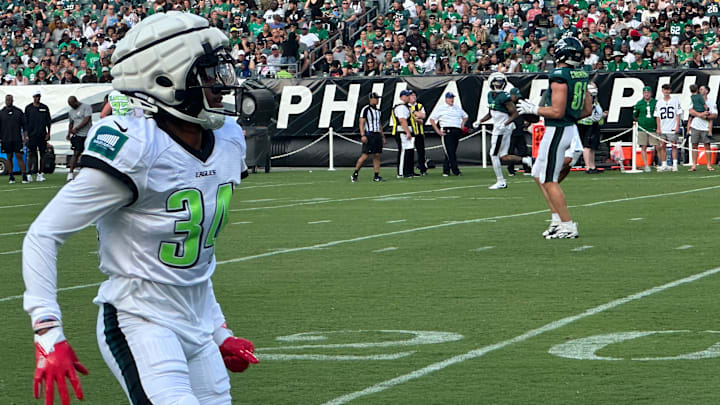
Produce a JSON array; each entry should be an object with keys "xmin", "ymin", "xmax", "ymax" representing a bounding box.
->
[
  {"xmin": 33, "ymin": 327, "xmax": 88, "ymax": 405},
  {"xmin": 219, "ymin": 336, "xmax": 259, "ymax": 373}
]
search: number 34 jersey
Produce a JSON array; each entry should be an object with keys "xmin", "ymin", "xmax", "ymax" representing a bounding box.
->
[{"xmin": 80, "ymin": 115, "xmax": 247, "ymax": 287}]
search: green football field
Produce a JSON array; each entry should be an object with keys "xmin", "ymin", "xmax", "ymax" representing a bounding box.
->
[{"xmin": 2, "ymin": 166, "xmax": 720, "ymax": 404}]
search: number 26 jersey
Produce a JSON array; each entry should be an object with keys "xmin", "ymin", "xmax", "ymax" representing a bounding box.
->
[{"xmin": 79, "ymin": 115, "xmax": 247, "ymax": 287}]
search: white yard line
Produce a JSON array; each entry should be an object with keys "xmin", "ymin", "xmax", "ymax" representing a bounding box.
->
[
  {"xmin": 231, "ymin": 221, "xmax": 253, "ymax": 225},
  {"xmin": 571, "ymin": 246, "xmax": 594, "ymax": 252},
  {"xmin": 675, "ymin": 245, "xmax": 694, "ymax": 250},
  {"xmin": 0, "ymin": 249, "xmax": 21, "ymax": 255},
  {"xmin": 386, "ymin": 220, "xmax": 407, "ymax": 224},
  {"xmin": 308, "ymin": 220, "xmax": 332, "ymax": 224},
  {"xmin": 236, "ymin": 182, "xmax": 316, "ymax": 190},
  {"xmin": 0, "ymin": 203, "xmax": 41, "ymax": 209},
  {"xmin": 470, "ymin": 246, "xmax": 495, "ymax": 252},
  {"xmin": 0, "ymin": 185, "xmax": 59, "ymax": 193},
  {"xmin": 0, "ymin": 282, "xmax": 102, "ymax": 303},
  {"xmin": 0, "ymin": 231, "xmax": 26, "ymax": 237},
  {"xmin": 372, "ymin": 247, "xmax": 398, "ymax": 253},
  {"xmin": 628, "ymin": 217, "xmax": 644, "ymax": 221},
  {"xmin": 229, "ymin": 185, "xmax": 486, "ymax": 212},
  {"xmin": 2, "ymin": 185, "xmax": 719, "ymax": 301},
  {"xmin": 321, "ymin": 266, "xmax": 720, "ymax": 405}
]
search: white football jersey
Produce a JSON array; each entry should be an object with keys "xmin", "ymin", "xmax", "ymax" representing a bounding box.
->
[
  {"xmin": 654, "ymin": 97, "xmax": 681, "ymax": 133},
  {"xmin": 81, "ymin": 114, "xmax": 247, "ymax": 287}
]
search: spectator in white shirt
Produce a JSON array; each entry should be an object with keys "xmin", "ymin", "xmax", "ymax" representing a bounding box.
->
[
  {"xmin": 428, "ymin": 92, "xmax": 468, "ymax": 176},
  {"xmin": 84, "ymin": 20, "xmax": 100, "ymax": 41},
  {"xmin": 298, "ymin": 24, "xmax": 320, "ymax": 50}
]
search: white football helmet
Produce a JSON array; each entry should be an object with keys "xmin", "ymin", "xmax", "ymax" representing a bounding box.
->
[
  {"xmin": 111, "ymin": 12, "xmax": 239, "ymax": 130},
  {"xmin": 489, "ymin": 72, "xmax": 507, "ymax": 91},
  {"xmin": 588, "ymin": 82, "xmax": 598, "ymax": 97}
]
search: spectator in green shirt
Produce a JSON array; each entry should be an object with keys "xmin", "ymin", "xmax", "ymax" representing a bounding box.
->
[
  {"xmin": 633, "ymin": 86, "xmax": 658, "ymax": 171},
  {"xmin": 629, "ymin": 50, "xmax": 652, "ymax": 70},
  {"xmin": 310, "ymin": 19, "xmax": 329, "ymax": 40},
  {"xmin": 607, "ymin": 51, "xmax": 628, "ymax": 71},
  {"xmin": 520, "ymin": 53, "xmax": 538, "ymax": 72}
]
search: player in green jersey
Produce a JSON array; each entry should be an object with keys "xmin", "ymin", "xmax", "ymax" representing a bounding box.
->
[{"xmin": 517, "ymin": 37, "xmax": 593, "ymax": 239}]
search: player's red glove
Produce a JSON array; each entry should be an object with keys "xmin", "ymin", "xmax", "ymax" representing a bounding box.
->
[
  {"xmin": 33, "ymin": 324, "xmax": 88, "ymax": 405},
  {"xmin": 219, "ymin": 336, "xmax": 259, "ymax": 373}
]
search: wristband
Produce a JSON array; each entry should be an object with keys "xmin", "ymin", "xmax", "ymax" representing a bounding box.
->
[{"xmin": 33, "ymin": 316, "xmax": 61, "ymax": 334}]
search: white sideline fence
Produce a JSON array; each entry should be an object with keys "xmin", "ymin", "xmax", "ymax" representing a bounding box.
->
[{"xmin": 269, "ymin": 122, "xmax": 720, "ymax": 172}]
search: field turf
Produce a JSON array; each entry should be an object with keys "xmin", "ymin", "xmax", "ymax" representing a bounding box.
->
[{"xmin": 2, "ymin": 166, "xmax": 720, "ymax": 404}]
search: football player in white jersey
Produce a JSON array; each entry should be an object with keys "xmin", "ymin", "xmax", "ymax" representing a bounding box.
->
[
  {"xmin": 23, "ymin": 12, "xmax": 258, "ymax": 405},
  {"xmin": 654, "ymin": 83, "xmax": 681, "ymax": 171}
]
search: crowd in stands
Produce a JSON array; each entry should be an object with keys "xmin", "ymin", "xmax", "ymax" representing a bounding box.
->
[{"xmin": 1, "ymin": 0, "xmax": 720, "ymax": 82}]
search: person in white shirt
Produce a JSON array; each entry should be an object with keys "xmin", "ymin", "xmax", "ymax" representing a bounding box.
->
[
  {"xmin": 391, "ymin": 90, "xmax": 415, "ymax": 178},
  {"xmin": 654, "ymin": 83, "xmax": 681, "ymax": 171},
  {"xmin": 628, "ymin": 29, "xmax": 650, "ymax": 53},
  {"xmin": 429, "ymin": 92, "xmax": 468, "ymax": 176},
  {"xmin": 83, "ymin": 20, "xmax": 101, "ymax": 41},
  {"xmin": 688, "ymin": 85, "xmax": 718, "ymax": 171},
  {"xmin": 299, "ymin": 24, "xmax": 320, "ymax": 50}
]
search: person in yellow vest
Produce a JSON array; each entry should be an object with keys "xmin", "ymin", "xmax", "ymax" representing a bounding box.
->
[
  {"xmin": 408, "ymin": 90, "xmax": 427, "ymax": 175},
  {"xmin": 391, "ymin": 90, "xmax": 415, "ymax": 178}
]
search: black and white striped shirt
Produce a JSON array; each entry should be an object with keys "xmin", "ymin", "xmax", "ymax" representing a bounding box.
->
[{"xmin": 360, "ymin": 104, "xmax": 382, "ymax": 133}]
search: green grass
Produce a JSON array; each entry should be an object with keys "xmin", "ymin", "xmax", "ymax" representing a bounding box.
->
[{"xmin": 2, "ymin": 166, "xmax": 720, "ymax": 404}]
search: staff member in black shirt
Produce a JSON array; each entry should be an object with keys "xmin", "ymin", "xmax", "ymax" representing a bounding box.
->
[
  {"xmin": 24, "ymin": 89, "xmax": 52, "ymax": 182},
  {"xmin": 352, "ymin": 92, "xmax": 385, "ymax": 182},
  {"xmin": 0, "ymin": 94, "xmax": 27, "ymax": 184}
]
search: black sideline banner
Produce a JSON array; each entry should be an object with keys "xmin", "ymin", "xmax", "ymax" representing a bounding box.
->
[{"xmin": 264, "ymin": 70, "xmax": 720, "ymax": 137}]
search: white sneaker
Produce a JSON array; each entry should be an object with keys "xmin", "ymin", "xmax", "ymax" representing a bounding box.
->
[
  {"xmin": 643, "ymin": 166, "xmax": 651, "ymax": 172},
  {"xmin": 67, "ymin": 172, "xmax": 74, "ymax": 182},
  {"xmin": 672, "ymin": 166, "xmax": 678, "ymax": 172},
  {"xmin": 542, "ymin": 223, "xmax": 560, "ymax": 238},
  {"xmin": 26, "ymin": 174, "xmax": 33, "ymax": 182},
  {"xmin": 36, "ymin": 173, "xmax": 46, "ymax": 182},
  {"xmin": 547, "ymin": 222, "xmax": 579, "ymax": 239},
  {"xmin": 488, "ymin": 182, "xmax": 507, "ymax": 190},
  {"xmin": 657, "ymin": 165, "xmax": 667, "ymax": 172}
]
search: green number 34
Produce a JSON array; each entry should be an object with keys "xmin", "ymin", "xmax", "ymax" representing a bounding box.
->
[
  {"xmin": 159, "ymin": 184, "xmax": 233, "ymax": 268},
  {"xmin": 570, "ymin": 81, "xmax": 587, "ymax": 110}
]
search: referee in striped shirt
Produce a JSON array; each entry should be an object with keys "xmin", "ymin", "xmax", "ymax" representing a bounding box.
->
[{"xmin": 352, "ymin": 92, "xmax": 386, "ymax": 182}]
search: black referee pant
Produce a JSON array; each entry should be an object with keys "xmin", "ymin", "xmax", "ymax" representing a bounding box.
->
[
  {"xmin": 442, "ymin": 127, "xmax": 461, "ymax": 175},
  {"xmin": 415, "ymin": 134, "xmax": 427, "ymax": 174}
]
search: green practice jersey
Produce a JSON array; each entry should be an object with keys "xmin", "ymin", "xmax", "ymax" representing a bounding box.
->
[{"xmin": 542, "ymin": 67, "xmax": 589, "ymax": 127}]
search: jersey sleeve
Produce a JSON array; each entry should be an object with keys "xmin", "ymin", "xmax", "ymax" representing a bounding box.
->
[
  {"xmin": 225, "ymin": 117, "xmax": 249, "ymax": 179},
  {"xmin": 548, "ymin": 68, "xmax": 569, "ymax": 84},
  {"xmin": 23, "ymin": 168, "xmax": 132, "ymax": 325},
  {"xmin": 78, "ymin": 117, "xmax": 148, "ymax": 206}
]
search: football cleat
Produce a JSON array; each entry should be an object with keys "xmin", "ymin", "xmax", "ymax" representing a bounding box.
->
[
  {"xmin": 351, "ymin": 173, "xmax": 358, "ymax": 183},
  {"xmin": 488, "ymin": 182, "xmax": 507, "ymax": 190},
  {"xmin": 546, "ymin": 222, "xmax": 579, "ymax": 239},
  {"xmin": 373, "ymin": 176, "xmax": 385, "ymax": 182},
  {"xmin": 36, "ymin": 173, "xmax": 46, "ymax": 182},
  {"xmin": 542, "ymin": 223, "xmax": 560, "ymax": 238}
]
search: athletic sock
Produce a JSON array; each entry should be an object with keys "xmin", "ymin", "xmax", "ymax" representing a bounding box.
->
[
  {"xmin": 373, "ymin": 172, "xmax": 379, "ymax": 178},
  {"xmin": 490, "ymin": 155, "xmax": 504, "ymax": 183},
  {"xmin": 551, "ymin": 213, "xmax": 560, "ymax": 223},
  {"xmin": 673, "ymin": 159, "xmax": 678, "ymax": 167}
]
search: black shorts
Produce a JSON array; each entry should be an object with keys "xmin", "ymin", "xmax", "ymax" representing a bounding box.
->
[
  {"xmin": 27, "ymin": 136, "xmax": 47, "ymax": 155},
  {"xmin": 1, "ymin": 140, "xmax": 21, "ymax": 154},
  {"xmin": 361, "ymin": 132, "xmax": 383, "ymax": 154},
  {"xmin": 578, "ymin": 123, "xmax": 600, "ymax": 150},
  {"xmin": 70, "ymin": 136, "xmax": 86, "ymax": 153}
]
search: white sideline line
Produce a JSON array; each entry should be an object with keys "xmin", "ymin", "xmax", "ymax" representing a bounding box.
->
[
  {"xmin": 2, "ymin": 185, "xmax": 718, "ymax": 302},
  {"xmin": 471, "ymin": 246, "xmax": 494, "ymax": 252},
  {"xmin": 231, "ymin": 221, "xmax": 253, "ymax": 225},
  {"xmin": 0, "ymin": 249, "xmax": 21, "ymax": 255},
  {"xmin": 571, "ymin": 246, "xmax": 594, "ymax": 252},
  {"xmin": 0, "ymin": 282, "xmax": 102, "ymax": 303},
  {"xmin": 321, "ymin": 266, "xmax": 720, "ymax": 405},
  {"xmin": 372, "ymin": 247, "xmax": 398, "ymax": 253},
  {"xmin": 0, "ymin": 203, "xmax": 41, "ymax": 209},
  {"xmin": 308, "ymin": 220, "xmax": 332, "ymax": 224},
  {"xmin": 229, "ymin": 185, "xmax": 486, "ymax": 212},
  {"xmin": 628, "ymin": 217, "xmax": 644, "ymax": 221},
  {"xmin": 675, "ymin": 245, "xmax": 694, "ymax": 250},
  {"xmin": 386, "ymin": 220, "xmax": 407, "ymax": 224}
]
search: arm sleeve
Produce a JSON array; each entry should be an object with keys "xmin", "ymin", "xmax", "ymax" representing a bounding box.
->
[
  {"xmin": 206, "ymin": 279, "xmax": 231, "ymax": 345},
  {"xmin": 23, "ymin": 168, "xmax": 132, "ymax": 325},
  {"xmin": 428, "ymin": 106, "xmax": 441, "ymax": 123}
]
